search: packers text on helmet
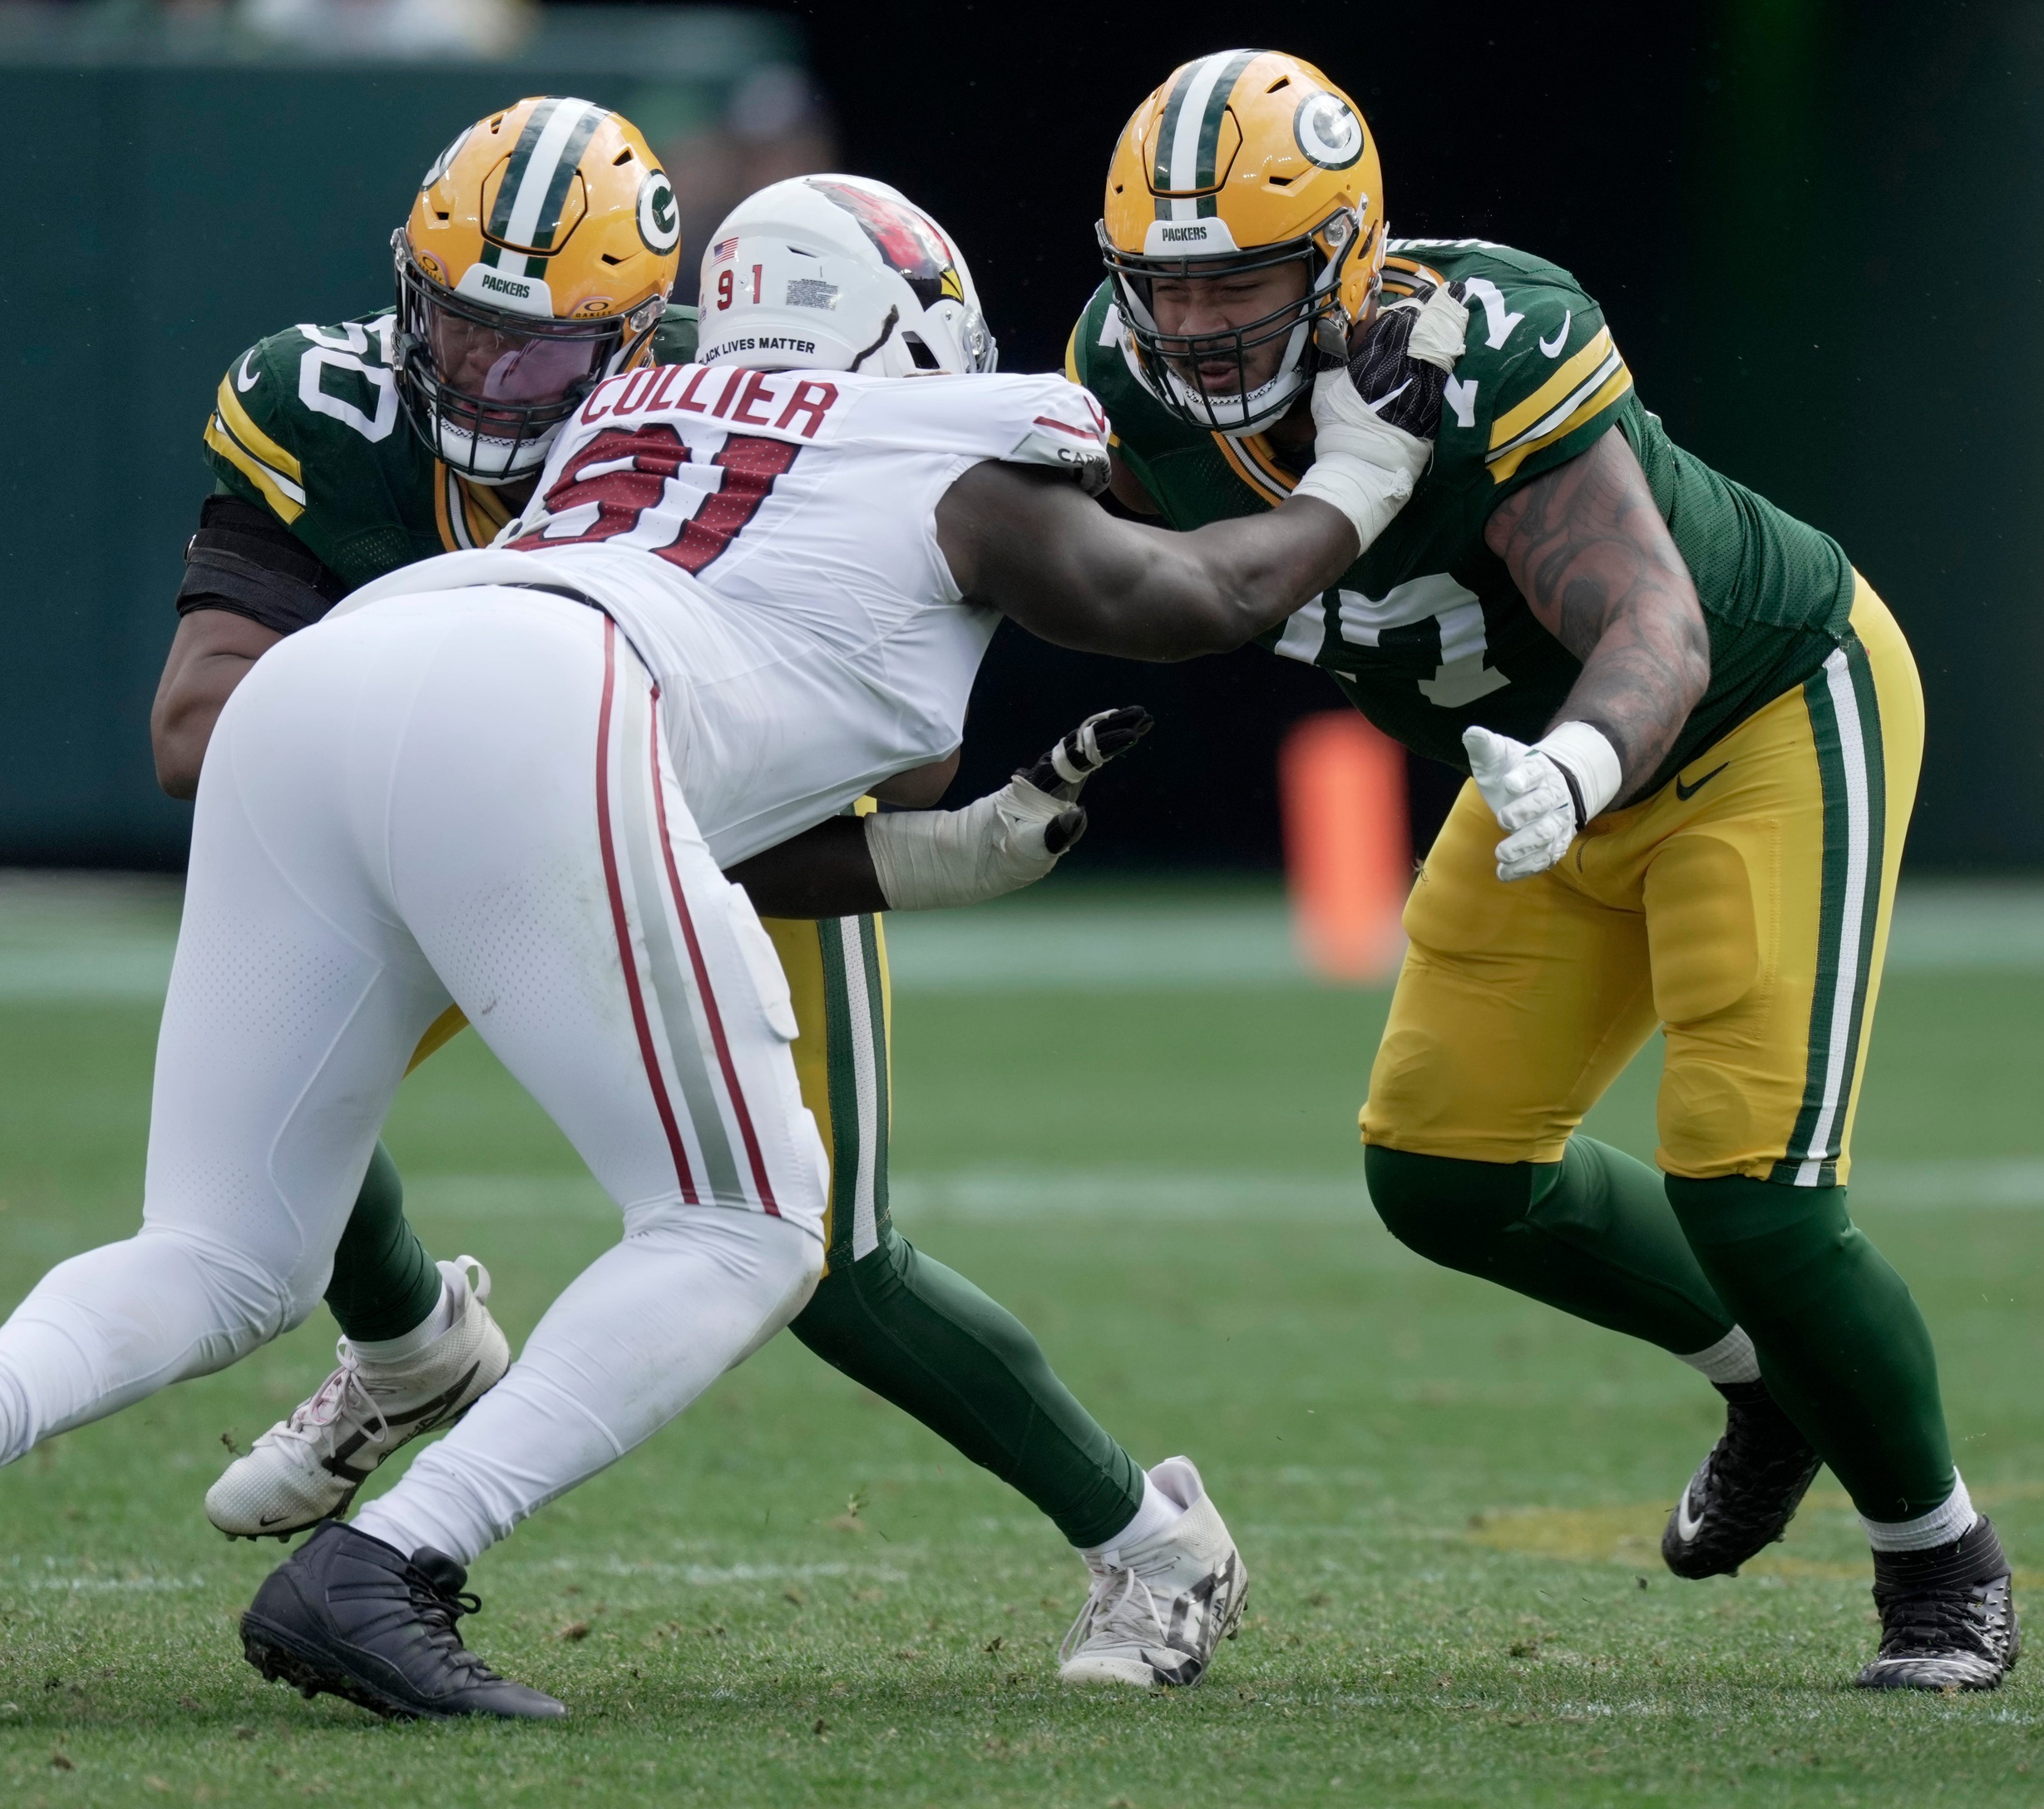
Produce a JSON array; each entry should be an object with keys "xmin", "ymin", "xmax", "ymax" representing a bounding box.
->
[
  {"xmin": 394, "ymin": 97, "xmax": 682, "ymax": 483},
  {"xmin": 1098, "ymin": 50, "xmax": 1385, "ymax": 432}
]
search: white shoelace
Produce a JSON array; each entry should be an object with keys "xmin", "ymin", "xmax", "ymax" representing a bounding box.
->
[
  {"xmin": 263, "ymin": 1342, "xmax": 391, "ymax": 1453},
  {"xmin": 1059, "ymin": 1564, "xmax": 1167, "ymax": 1663}
]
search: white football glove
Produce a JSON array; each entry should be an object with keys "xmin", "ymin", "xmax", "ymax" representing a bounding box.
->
[
  {"xmin": 1463, "ymin": 721, "xmax": 1623, "ymax": 882},
  {"xmin": 865, "ymin": 708, "xmax": 1152, "ymax": 912}
]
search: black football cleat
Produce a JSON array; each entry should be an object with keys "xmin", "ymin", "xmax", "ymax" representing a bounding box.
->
[
  {"xmin": 240, "ymin": 1520, "xmax": 565, "ymax": 1721},
  {"xmin": 1856, "ymin": 1516, "xmax": 2021, "ymax": 1691},
  {"xmin": 1661, "ymin": 1379, "xmax": 1823, "ymax": 1579}
]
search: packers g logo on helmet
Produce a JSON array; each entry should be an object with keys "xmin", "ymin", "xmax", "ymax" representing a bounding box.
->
[
  {"xmin": 1294, "ymin": 91, "xmax": 1364, "ymax": 170},
  {"xmin": 637, "ymin": 170, "xmax": 680, "ymax": 255},
  {"xmin": 1097, "ymin": 49, "xmax": 1386, "ymax": 432},
  {"xmin": 393, "ymin": 96, "xmax": 681, "ymax": 485}
]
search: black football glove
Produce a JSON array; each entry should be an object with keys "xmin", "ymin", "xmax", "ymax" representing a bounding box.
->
[{"xmin": 1341, "ymin": 279, "xmax": 1471, "ymax": 440}]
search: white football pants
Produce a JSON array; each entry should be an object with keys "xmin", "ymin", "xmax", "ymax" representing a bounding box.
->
[{"xmin": 0, "ymin": 587, "xmax": 827, "ymax": 1559}]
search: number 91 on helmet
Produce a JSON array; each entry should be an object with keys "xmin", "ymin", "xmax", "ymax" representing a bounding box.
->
[
  {"xmin": 393, "ymin": 96, "xmax": 682, "ymax": 484},
  {"xmin": 1098, "ymin": 49, "xmax": 1385, "ymax": 433},
  {"xmin": 695, "ymin": 174, "xmax": 996, "ymax": 378}
]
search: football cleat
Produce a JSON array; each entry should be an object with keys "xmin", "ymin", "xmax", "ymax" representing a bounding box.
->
[
  {"xmin": 206, "ymin": 1257, "xmax": 510, "ymax": 1540},
  {"xmin": 1661, "ymin": 1378, "xmax": 1822, "ymax": 1579},
  {"xmin": 241, "ymin": 1520, "xmax": 565, "ymax": 1721},
  {"xmin": 1856, "ymin": 1516, "xmax": 2020, "ymax": 1692},
  {"xmin": 1058, "ymin": 1456, "xmax": 1247, "ymax": 1688}
]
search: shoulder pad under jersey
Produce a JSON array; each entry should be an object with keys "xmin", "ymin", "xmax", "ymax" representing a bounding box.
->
[{"xmin": 1385, "ymin": 240, "xmax": 1633, "ymax": 499}]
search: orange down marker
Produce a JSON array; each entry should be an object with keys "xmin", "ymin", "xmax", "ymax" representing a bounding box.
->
[{"xmin": 1279, "ymin": 713, "xmax": 1413, "ymax": 982}]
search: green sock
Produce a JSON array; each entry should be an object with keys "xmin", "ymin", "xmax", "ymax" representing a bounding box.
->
[
  {"xmin": 323, "ymin": 1141, "xmax": 444, "ymax": 1343},
  {"xmin": 789, "ymin": 1227, "xmax": 1145, "ymax": 1549},
  {"xmin": 1365, "ymin": 1139, "xmax": 1735, "ymax": 1354},
  {"xmin": 1666, "ymin": 1175, "xmax": 1954, "ymax": 1521}
]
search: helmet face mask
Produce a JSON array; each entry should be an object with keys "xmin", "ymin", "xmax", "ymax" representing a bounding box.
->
[
  {"xmin": 393, "ymin": 235, "xmax": 651, "ymax": 483},
  {"xmin": 393, "ymin": 96, "xmax": 680, "ymax": 485},
  {"xmin": 1098, "ymin": 51, "xmax": 1386, "ymax": 434},
  {"xmin": 1101, "ymin": 215, "xmax": 1370, "ymax": 432}
]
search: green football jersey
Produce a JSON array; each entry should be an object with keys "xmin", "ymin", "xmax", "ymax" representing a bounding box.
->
[
  {"xmin": 201, "ymin": 305, "xmax": 701, "ymax": 593},
  {"xmin": 1068, "ymin": 240, "xmax": 1856, "ymax": 793}
]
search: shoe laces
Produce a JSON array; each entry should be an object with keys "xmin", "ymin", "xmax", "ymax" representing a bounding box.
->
[
  {"xmin": 1693, "ymin": 1398, "xmax": 1819, "ymax": 1528},
  {"xmin": 270, "ymin": 1343, "xmax": 390, "ymax": 1452},
  {"xmin": 1875, "ymin": 1578, "xmax": 2006, "ymax": 1660},
  {"xmin": 1059, "ymin": 1563, "xmax": 1166, "ymax": 1664},
  {"xmin": 405, "ymin": 1564, "xmax": 503, "ymax": 1681}
]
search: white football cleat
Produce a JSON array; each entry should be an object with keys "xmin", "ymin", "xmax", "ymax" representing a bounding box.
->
[
  {"xmin": 1058, "ymin": 1456, "xmax": 1247, "ymax": 1688},
  {"xmin": 205, "ymin": 1258, "xmax": 511, "ymax": 1540}
]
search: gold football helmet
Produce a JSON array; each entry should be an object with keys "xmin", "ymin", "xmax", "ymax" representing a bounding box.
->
[
  {"xmin": 1099, "ymin": 50, "xmax": 1385, "ymax": 432},
  {"xmin": 394, "ymin": 96, "xmax": 681, "ymax": 482}
]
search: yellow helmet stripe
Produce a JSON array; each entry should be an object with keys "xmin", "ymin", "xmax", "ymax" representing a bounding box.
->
[{"xmin": 1154, "ymin": 49, "xmax": 1258, "ymax": 219}]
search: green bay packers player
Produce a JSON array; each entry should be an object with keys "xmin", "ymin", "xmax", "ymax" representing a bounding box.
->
[
  {"xmin": 149, "ymin": 99, "xmax": 1225, "ymax": 1688},
  {"xmin": 1069, "ymin": 49, "xmax": 2015, "ymax": 1690}
]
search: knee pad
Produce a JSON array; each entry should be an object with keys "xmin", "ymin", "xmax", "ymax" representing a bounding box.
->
[{"xmin": 1364, "ymin": 1145, "xmax": 1538, "ymax": 1273}]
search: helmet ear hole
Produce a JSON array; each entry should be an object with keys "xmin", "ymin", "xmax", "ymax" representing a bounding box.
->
[{"xmin": 901, "ymin": 333, "xmax": 942, "ymax": 372}]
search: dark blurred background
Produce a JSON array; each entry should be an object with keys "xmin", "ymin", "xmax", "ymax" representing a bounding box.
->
[{"xmin": 5, "ymin": 0, "xmax": 2039, "ymax": 870}]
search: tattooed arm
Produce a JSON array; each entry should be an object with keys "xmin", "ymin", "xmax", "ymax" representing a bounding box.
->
[{"xmin": 1483, "ymin": 428, "xmax": 1710, "ymax": 803}]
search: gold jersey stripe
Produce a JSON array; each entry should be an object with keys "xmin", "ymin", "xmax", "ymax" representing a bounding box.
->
[
  {"xmin": 1382, "ymin": 254, "xmax": 1446, "ymax": 297},
  {"xmin": 1488, "ymin": 364, "xmax": 1632, "ymax": 484},
  {"xmin": 1489, "ymin": 327, "xmax": 1616, "ymax": 449},
  {"xmin": 214, "ymin": 376, "xmax": 304, "ymax": 483},
  {"xmin": 1212, "ymin": 431, "xmax": 1291, "ymax": 507},
  {"xmin": 203, "ymin": 413, "xmax": 307, "ymax": 523},
  {"xmin": 1064, "ymin": 322, "xmax": 1082, "ymax": 385},
  {"xmin": 432, "ymin": 465, "xmax": 460, "ymax": 551},
  {"xmin": 1240, "ymin": 432, "xmax": 1296, "ymax": 495},
  {"xmin": 464, "ymin": 477, "xmax": 513, "ymax": 543}
]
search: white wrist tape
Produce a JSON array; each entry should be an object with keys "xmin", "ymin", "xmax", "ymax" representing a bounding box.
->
[
  {"xmin": 1405, "ymin": 284, "xmax": 1470, "ymax": 372},
  {"xmin": 864, "ymin": 777, "xmax": 1070, "ymax": 912},
  {"xmin": 1290, "ymin": 368, "xmax": 1434, "ymax": 553},
  {"xmin": 1535, "ymin": 720, "xmax": 1623, "ymax": 828}
]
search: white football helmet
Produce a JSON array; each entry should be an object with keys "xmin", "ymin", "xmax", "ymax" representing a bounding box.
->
[{"xmin": 695, "ymin": 175, "xmax": 996, "ymax": 377}]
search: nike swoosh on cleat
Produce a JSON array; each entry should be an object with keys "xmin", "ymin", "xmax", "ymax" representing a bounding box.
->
[
  {"xmin": 1538, "ymin": 312, "xmax": 1572, "ymax": 357},
  {"xmin": 258, "ymin": 1511, "xmax": 298, "ymax": 1528},
  {"xmin": 1675, "ymin": 762, "xmax": 1730, "ymax": 802},
  {"xmin": 236, "ymin": 352, "xmax": 261, "ymax": 393},
  {"xmin": 1674, "ymin": 1485, "xmax": 1706, "ymax": 1545}
]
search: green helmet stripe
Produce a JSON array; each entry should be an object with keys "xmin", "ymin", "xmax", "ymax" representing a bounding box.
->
[
  {"xmin": 1150, "ymin": 61, "xmax": 1202, "ymax": 216},
  {"xmin": 531, "ymin": 105, "xmax": 605, "ymax": 254},
  {"xmin": 1194, "ymin": 49, "xmax": 1259, "ymax": 217},
  {"xmin": 487, "ymin": 97, "xmax": 562, "ymax": 242}
]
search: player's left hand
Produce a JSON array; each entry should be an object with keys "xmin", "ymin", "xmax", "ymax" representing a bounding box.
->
[
  {"xmin": 1341, "ymin": 279, "xmax": 1470, "ymax": 440},
  {"xmin": 865, "ymin": 707, "xmax": 1153, "ymax": 911},
  {"xmin": 1463, "ymin": 721, "xmax": 1622, "ymax": 882}
]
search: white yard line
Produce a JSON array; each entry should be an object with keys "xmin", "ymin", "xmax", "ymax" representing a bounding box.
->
[{"xmin": 393, "ymin": 1160, "xmax": 2044, "ymax": 1227}]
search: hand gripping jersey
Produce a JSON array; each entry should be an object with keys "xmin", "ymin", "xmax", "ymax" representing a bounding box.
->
[
  {"xmin": 198, "ymin": 307, "xmax": 701, "ymax": 601},
  {"xmin": 336, "ymin": 363, "xmax": 1110, "ymax": 867},
  {"xmin": 1069, "ymin": 239, "xmax": 1858, "ymax": 794}
]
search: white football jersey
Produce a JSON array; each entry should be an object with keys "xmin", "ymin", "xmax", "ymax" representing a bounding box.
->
[{"xmin": 337, "ymin": 363, "xmax": 1109, "ymax": 864}]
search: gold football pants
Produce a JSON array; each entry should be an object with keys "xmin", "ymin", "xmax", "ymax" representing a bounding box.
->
[
  {"xmin": 763, "ymin": 912, "xmax": 891, "ymax": 1273},
  {"xmin": 1362, "ymin": 577, "xmax": 1922, "ymax": 1186}
]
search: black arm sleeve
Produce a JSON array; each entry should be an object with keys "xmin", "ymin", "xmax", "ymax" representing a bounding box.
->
[{"xmin": 175, "ymin": 494, "xmax": 348, "ymax": 636}]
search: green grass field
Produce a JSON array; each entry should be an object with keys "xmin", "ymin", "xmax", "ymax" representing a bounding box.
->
[{"xmin": 2, "ymin": 877, "xmax": 2043, "ymax": 1806}]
